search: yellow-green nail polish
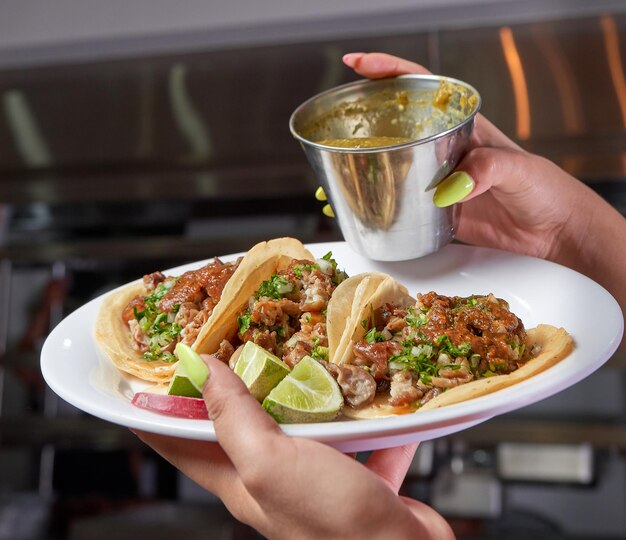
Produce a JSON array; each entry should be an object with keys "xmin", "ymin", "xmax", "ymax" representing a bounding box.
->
[
  {"xmin": 315, "ymin": 186, "xmax": 327, "ymax": 201},
  {"xmin": 322, "ymin": 204, "xmax": 335, "ymax": 218},
  {"xmin": 433, "ymin": 171, "xmax": 475, "ymax": 208}
]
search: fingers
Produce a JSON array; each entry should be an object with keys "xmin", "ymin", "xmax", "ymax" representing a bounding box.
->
[
  {"xmin": 133, "ymin": 430, "xmax": 236, "ymax": 490},
  {"xmin": 134, "ymin": 431, "xmax": 247, "ymax": 505},
  {"xmin": 133, "ymin": 429, "xmax": 266, "ymax": 526},
  {"xmin": 343, "ymin": 52, "xmax": 431, "ymax": 78},
  {"xmin": 364, "ymin": 443, "xmax": 419, "ymax": 494},
  {"xmin": 201, "ymin": 355, "xmax": 287, "ymax": 475}
]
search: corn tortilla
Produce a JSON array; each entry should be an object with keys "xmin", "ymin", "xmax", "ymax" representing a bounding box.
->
[
  {"xmin": 93, "ymin": 238, "xmax": 313, "ymax": 383},
  {"xmin": 338, "ymin": 273, "xmax": 574, "ymax": 419}
]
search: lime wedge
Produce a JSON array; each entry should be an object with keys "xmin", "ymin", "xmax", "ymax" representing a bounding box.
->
[
  {"xmin": 262, "ymin": 356, "xmax": 343, "ymax": 423},
  {"xmin": 168, "ymin": 374, "xmax": 203, "ymax": 398},
  {"xmin": 234, "ymin": 341, "xmax": 290, "ymax": 402},
  {"xmin": 168, "ymin": 343, "xmax": 209, "ymax": 397}
]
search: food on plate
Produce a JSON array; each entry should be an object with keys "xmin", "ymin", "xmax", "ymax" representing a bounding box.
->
[
  {"xmin": 131, "ymin": 392, "xmax": 208, "ymax": 419},
  {"xmin": 206, "ymin": 250, "xmax": 350, "ymax": 372},
  {"xmin": 233, "ymin": 341, "xmax": 290, "ymax": 402},
  {"xmin": 94, "ymin": 237, "xmax": 316, "ymax": 383},
  {"xmin": 130, "ymin": 346, "xmax": 343, "ymax": 423},
  {"xmin": 167, "ymin": 343, "xmax": 210, "ymax": 398},
  {"xmin": 95, "ymin": 237, "xmax": 573, "ymax": 424},
  {"xmin": 262, "ymin": 356, "xmax": 344, "ymax": 423},
  {"xmin": 331, "ymin": 275, "xmax": 573, "ymax": 419}
]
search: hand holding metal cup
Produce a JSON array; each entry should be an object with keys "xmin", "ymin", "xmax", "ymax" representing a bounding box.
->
[{"xmin": 290, "ymin": 75, "xmax": 481, "ymax": 261}]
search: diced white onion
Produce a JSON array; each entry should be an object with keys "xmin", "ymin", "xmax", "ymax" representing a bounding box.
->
[
  {"xmin": 316, "ymin": 258, "xmax": 334, "ymax": 275},
  {"xmin": 388, "ymin": 361, "xmax": 404, "ymax": 372},
  {"xmin": 276, "ymin": 281, "xmax": 294, "ymax": 294}
]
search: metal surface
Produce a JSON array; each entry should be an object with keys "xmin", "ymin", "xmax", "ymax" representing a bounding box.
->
[
  {"xmin": 0, "ymin": 14, "xmax": 624, "ymax": 207},
  {"xmin": 0, "ymin": 260, "xmax": 11, "ymax": 416},
  {"xmin": 290, "ymin": 75, "xmax": 479, "ymax": 260}
]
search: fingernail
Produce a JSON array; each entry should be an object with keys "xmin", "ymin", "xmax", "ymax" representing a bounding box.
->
[
  {"xmin": 433, "ymin": 171, "xmax": 475, "ymax": 208},
  {"xmin": 315, "ymin": 186, "xmax": 327, "ymax": 201},
  {"xmin": 322, "ymin": 204, "xmax": 335, "ymax": 218},
  {"xmin": 199, "ymin": 354, "xmax": 213, "ymax": 385},
  {"xmin": 343, "ymin": 52, "xmax": 365, "ymax": 65}
]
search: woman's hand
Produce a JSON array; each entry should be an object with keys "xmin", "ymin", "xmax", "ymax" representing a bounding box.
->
[
  {"xmin": 135, "ymin": 356, "xmax": 454, "ymax": 540},
  {"xmin": 343, "ymin": 53, "xmax": 626, "ymax": 340},
  {"xmin": 343, "ymin": 52, "xmax": 601, "ymax": 262}
]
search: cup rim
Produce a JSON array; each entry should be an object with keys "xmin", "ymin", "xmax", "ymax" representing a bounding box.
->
[{"xmin": 289, "ymin": 74, "xmax": 481, "ymax": 153}]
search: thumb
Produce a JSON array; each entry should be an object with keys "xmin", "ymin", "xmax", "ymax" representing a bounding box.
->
[
  {"xmin": 201, "ymin": 355, "xmax": 285, "ymax": 469},
  {"xmin": 435, "ymin": 146, "xmax": 530, "ymax": 207}
]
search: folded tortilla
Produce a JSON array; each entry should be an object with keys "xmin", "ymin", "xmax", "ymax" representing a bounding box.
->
[
  {"xmin": 93, "ymin": 237, "xmax": 314, "ymax": 383},
  {"xmin": 334, "ymin": 274, "xmax": 574, "ymax": 419}
]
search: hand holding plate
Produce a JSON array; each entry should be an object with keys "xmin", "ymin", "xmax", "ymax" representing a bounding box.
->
[{"xmin": 135, "ymin": 355, "xmax": 454, "ymax": 540}]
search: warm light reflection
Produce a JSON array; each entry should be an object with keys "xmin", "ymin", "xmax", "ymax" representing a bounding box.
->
[
  {"xmin": 535, "ymin": 30, "xmax": 584, "ymax": 136},
  {"xmin": 600, "ymin": 15, "xmax": 626, "ymax": 129},
  {"xmin": 600, "ymin": 16, "xmax": 626, "ymax": 173},
  {"xmin": 499, "ymin": 26, "xmax": 531, "ymax": 140}
]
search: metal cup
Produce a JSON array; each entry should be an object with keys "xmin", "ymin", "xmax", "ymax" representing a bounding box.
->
[{"xmin": 290, "ymin": 75, "xmax": 481, "ymax": 261}]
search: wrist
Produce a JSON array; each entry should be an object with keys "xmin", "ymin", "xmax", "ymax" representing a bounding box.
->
[
  {"xmin": 548, "ymin": 193, "xmax": 626, "ymax": 349},
  {"xmin": 549, "ymin": 192, "xmax": 625, "ymax": 277}
]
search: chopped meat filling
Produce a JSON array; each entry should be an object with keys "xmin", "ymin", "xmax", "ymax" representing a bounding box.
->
[
  {"xmin": 319, "ymin": 360, "xmax": 376, "ymax": 408},
  {"xmin": 159, "ymin": 257, "xmax": 240, "ymax": 313},
  {"xmin": 353, "ymin": 341, "xmax": 403, "ymax": 380},
  {"xmin": 346, "ymin": 292, "xmax": 529, "ymax": 409},
  {"xmin": 122, "ymin": 257, "xmax": 241, "ymax": 362},
  {"xmin": 232, "ymin": 256, "xmax": 345, "ymax": 368}
]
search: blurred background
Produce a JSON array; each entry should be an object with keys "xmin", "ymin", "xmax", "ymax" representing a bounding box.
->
[{"xmin": 1, "ymin": 1, "xmax": 626, "ymax": 538}]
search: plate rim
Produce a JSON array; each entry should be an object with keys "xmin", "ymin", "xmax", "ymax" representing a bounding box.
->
[{"xmin": 40, "ymin": 241, "xmax": 624, "ymax": 446}]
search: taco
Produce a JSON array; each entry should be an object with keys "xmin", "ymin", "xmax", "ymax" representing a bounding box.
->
[
  {"xmin": 93, "ymin": 237, "xmax": 315, "ymax": 383},
  {"xmin": 199, "ymin": 251, "xmax": 358, "ymax": 371},
  {"xmin": 327, "ymin": 275, "xmax": 573, "ymax": 419}
]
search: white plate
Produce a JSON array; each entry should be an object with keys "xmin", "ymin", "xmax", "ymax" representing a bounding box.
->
[{"xmin": 41, "ymin": 242, "xmax": 623, "ymax": 452}]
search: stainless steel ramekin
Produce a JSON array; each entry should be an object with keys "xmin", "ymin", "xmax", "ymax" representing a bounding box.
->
[{"xmin": 290, "ymin": 75, "xmax": 481, "ymax": 261}]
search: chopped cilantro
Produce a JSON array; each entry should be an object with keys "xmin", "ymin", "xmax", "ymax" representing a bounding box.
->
[
  {"xmin": 238, "ymin": 312, "xmax": 252, "ymax": 334},
  {"xmin": 256, "ymin": 274, "xmax": 293, "ymax": 300},
  {"xmin": 133, "ymin": 280, "xmax": 183, "ymax": 362},
  {"xmin": 406, "ymin": 307, "xmax": 428, "ymax": 328},
  {"xmin": 293, "ymin": 263, "xmax": 316, "ymax": 278},
  {"xmin": 310, "ymin": 337, "xmax": 329, "ymax": 360},
  {"xmin": 388, "ymin": 343, "xmax": 438, "ymax": 376},
  {"xmin": 311, "ymin": 346, "xmax": 329, "ymax": 360},
  {"xmin": 420, "ymin": 373, "xmax": 432, "ymax": 385},
  {"xmin": 436, "ymin": 335, "xmax": 472, "ymax": 357},
  {"xmin": 364, "ymin": 327, "xmax": 386, "ymax": 343},
  {"xmin": 361, "ymin": 304, "xmax": 376, "ymax": 331},
  {"xmin": 274, "ymin": 325, "xmax": 286, "ymax": 338}
]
